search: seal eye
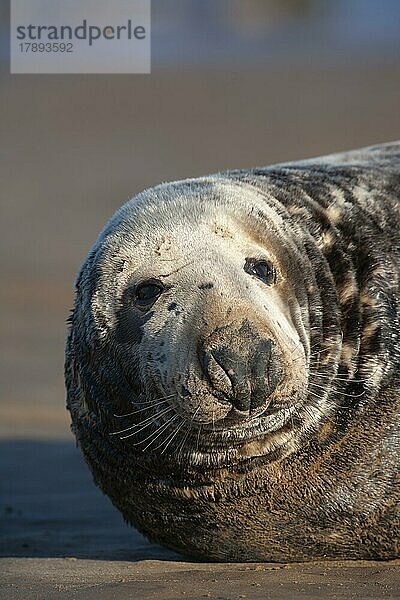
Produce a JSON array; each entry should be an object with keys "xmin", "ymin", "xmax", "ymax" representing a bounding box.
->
[
  {"xmin": 133, "ymin": 279, "xmax": 165, "ymax": 309},
  {"xmin": 245, "ymin": 258, "xmax": 276, "ymax": 285}
]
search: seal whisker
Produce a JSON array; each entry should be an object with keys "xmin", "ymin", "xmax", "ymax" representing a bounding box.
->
[
  {"xmin": 288, "ymin": 345, "xmax": 306, "ymax": 362},
  {"xmin": 153, "ymin": 421, "xmax": 185, "ymax": 454},
  {"xmin": 309, "ymin": 381, "xmax": 366, "ymax": 399},
  {"xmin": 308, "ymin": 371, "xmax": 367, "ymax": 384},
  {"xmin": 141, "ymin": 414, "xmax": 180, "ymax": 452},
  {"xmin": 195, "ymin": 422, "xmax": 203, "ymax": 455},
  {"xmin": 111, "ymin": 407, "xmax": 172, "ymax": 436},
  {"xmin": 302, "ymin": 404, "xmax": 323, "ymax": 423},
  {"xmin": 159, "ymin": 417, "xmax": 188, "ymax": 455},
  {"xmin": 177, "ymin": 406, "xmax": 201, "ymax": 458},
  {"xmin": 113, "ymin": 397, "xmax": 172, "ymax": 418},
  {"xmin": 152, "ymin": 420, "xmax": 182, "ymax": 454},
  {"xmin": 136, "ymin": 415, "xmax": 179, "ymax": 450},
  {"xmin": 309, "ymin": 343, "xmax": 334, "ymax": 351},
  {"xmin": 126, "ymin": 411, "xmax": 178, "ymax": 444},
  {"xmin": 281, "ymin": 403, "xmax": 293, "ymax": 430},
  {"xmin": 112, "ymin": 405, "xmax": 175, "ymax": 436},
  {"xmin": 113, "ymin": 405, "xmax": 166, "ymax": 419},
  {"xmin": 307, "ymin": 390, "xmax": 326, "ymax": 402},
  {"xmin": 136, "ymin": 392, "xmax": 175, "ymax": 405}
]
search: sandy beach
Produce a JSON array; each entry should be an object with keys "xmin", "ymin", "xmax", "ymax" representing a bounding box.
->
[
  {"xmin": 1, "ymin": 440, "xmax": 400, "ymax": 598},
  {"xmin": 1, "ymin": 15, "xmax": 400, "ymax": 594}
]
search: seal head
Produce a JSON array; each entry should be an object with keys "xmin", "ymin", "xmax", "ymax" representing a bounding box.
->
[{"xmin": 66, "ymin": 142, "xmax": 400, "ymax": 561}]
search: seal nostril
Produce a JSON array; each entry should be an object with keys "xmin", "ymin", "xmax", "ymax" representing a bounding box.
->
[
  {"xmin": 198, "ymin": 344, "xmax": 251, "ymax": 412},
  {"xmin": 198, "ymin": 337, "xmax": 280, "ymax": 415},
  {"xmin": 250, "ymin": 339, "xmax": 282, "ymax": 411},
  {"xmin": 212, "ymin": 349, "xmax": 250, "ymax": 410},
  {"xmin": 199, "ymin": 348, "xmax": 234, "ymax": 398}
]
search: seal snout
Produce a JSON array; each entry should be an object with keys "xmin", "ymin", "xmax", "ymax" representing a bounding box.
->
[{"xmin": 198, "ymin": 323, "xmax": 282, "ymax": 416}]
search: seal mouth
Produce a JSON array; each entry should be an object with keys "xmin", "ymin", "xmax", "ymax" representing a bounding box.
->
[
  {"xmin": 111, "ymin": 390, "xmax": 303, "ymax": 469},
  {"xmin": 196, "ymin": 398, "xmax": 282, "ymax": 429},
  {"xmin": 165, "ymin": 403, "xmax": 301, "ymax": 470},
  {"xmin": 198, "ymin": 398, "xmax": 300, "ymax": 435}
]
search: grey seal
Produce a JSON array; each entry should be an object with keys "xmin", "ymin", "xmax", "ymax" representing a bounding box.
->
[{"xmin": 65, "ymin": 142, "xmax": 400, "ymax": 561}]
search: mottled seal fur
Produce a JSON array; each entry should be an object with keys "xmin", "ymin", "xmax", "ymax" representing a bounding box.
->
[{"xmin": 65, "ymin": 142, "xmax": 400, "ymax": 562}]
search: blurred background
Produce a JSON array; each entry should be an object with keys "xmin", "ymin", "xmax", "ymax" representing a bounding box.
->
[
  {"xmin": 0, "ymin": 0, "xmax": 400, "ymax": 560},
  {"xmin": 1, "ymin": 0, "xmax": 400, "ymax": 439}
]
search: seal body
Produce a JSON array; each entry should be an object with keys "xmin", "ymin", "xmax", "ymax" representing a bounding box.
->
[{"xmin": 65, "ymin": 142, "xmax": 400, "ymax": 561}]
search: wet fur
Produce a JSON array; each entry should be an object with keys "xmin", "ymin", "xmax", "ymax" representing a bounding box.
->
[{"xmin": 65, "ymin": 142, "xmax": 400, "ymax": 561}]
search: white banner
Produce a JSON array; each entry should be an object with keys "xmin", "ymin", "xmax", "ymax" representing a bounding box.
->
[{"xmin": 11, "ymin": 0, "xmax": 151, "ymax": 74}]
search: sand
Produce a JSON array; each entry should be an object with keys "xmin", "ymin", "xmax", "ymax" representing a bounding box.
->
[{"xmin": 3, "ymin": 557, "xmax": 400, "ymax": 599}]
